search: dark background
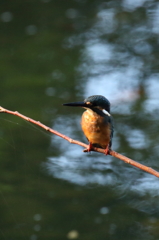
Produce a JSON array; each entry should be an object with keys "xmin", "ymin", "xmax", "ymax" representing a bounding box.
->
[{"xmin": 0, "ymin": 0, "xmax": 159, "ymax": 239}]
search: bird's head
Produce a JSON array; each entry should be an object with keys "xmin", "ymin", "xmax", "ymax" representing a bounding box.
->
[{"xmin": 63, "ymin": 95, "xmax": 110, "ymax": 114}]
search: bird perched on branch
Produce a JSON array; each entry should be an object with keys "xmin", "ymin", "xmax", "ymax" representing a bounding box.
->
[{"xmin": 63, "ymin": 95, "xmax": 113, "ymax": 154}]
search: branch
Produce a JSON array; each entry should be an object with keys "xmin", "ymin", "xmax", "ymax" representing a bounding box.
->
[{"xmin": 0, "ymin": 106, "xmax": 159, "ymax": 178}]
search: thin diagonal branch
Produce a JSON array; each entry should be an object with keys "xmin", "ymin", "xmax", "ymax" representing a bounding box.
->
[{"xmin": 0, "ymin": 106, "xmax": 159, "ymax": 178}]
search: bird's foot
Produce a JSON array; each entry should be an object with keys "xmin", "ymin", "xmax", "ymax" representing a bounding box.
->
[
  {"xmin": 83, "ymin": 142, "xmax": 94, "ymax": 152},
  {"xmin": 104, "ymin": 145, "xmax": 110, "ymax": 155}
]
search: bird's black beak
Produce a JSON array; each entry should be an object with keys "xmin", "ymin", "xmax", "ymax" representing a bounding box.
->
[{"xmin": 63, "ymin": 101, "xmax": 88, "ymax": 108}]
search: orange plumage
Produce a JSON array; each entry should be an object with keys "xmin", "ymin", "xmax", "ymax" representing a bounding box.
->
[{"xmin": 81, "ymin": 108, "xmax": 111, "ymax": 149}]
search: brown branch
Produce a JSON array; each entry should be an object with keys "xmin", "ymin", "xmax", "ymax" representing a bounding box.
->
[{"xmin": 0, "ymin": 106, "xmax": 159, "ymax": 178}]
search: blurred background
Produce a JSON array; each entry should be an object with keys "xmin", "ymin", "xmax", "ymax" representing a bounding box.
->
[{"xmin": 0, "ymin": 0, "xmax": 159, "ymax": 239}]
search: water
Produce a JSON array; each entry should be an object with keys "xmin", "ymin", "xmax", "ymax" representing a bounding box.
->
[{"xmin": 0, "ymin": 0, "xmax": 159, "ymax": 239}]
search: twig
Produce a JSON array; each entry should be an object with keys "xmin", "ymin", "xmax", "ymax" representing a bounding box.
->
[{"xmin": 0, "ymin": 106, "xmax": 159, "ymax": 178}]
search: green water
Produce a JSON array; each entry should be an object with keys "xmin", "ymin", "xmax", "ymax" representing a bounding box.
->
[{"xmin": 0, "ymin": 1, "xmax": 159, "ymax": 239}]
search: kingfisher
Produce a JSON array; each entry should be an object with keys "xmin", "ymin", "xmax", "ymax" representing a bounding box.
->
[{"xmin": 63, "ymin": 95, "xmax": 113, "ymax": 154}]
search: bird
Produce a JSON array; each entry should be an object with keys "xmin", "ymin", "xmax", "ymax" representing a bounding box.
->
[{"xmin": 63, "ymin": 95, "xmax": 113, "ymax": 154}]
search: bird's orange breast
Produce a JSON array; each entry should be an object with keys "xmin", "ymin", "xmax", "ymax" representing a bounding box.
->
[{"xmin": 81, "ymin": 109, "xmax": 111, "ymax": 149}]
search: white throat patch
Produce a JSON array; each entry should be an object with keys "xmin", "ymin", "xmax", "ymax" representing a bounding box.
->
[{"xmin": 102, "ymin": 109, "xmax": 111, "ymax": 116}]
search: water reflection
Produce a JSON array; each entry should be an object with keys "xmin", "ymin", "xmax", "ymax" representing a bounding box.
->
[
  {"xmin": 46, "ymin": 154, "xmax": 115, "ymax": 186},
  {"xmin": 46, "ymin": 115, "xmax": 115, "ymax": 185},
  {"xmin": 1, "ymin": 0, "xmax": 159, "ymax": 238},
  {"xmin": 126, "ymin": 128, "xmax": 148, "ymax": 149},
  {"xmin": 45, "ymin": 114, "xmax": 159, "ymax": 202},
  {"xmin": 1, "ymin": 11, "xmax": 13, "ymax": 22},
  {"xmin": 45, "ymin": 11, "xmax": 159, "ymax": 191},
  {"xmin": 46, "ymin": 148, "xmax": 159, "ymax": 195},
  {"xmin": 122, "ymin": 0, "xmax": 147, "ymax": 10}
]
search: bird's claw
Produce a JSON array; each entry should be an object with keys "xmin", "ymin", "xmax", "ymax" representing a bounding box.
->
[
  {"xmin": 83, "ymin": 142, "xmax": 93, "ymax": 152},
  {"xmin": 105, "ymin": 145, "xmax": 111, "ymax": 155}
]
